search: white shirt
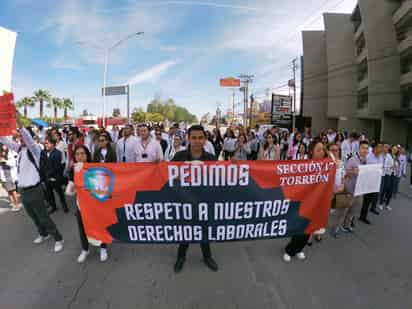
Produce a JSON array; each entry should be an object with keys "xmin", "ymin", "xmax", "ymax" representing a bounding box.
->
[
  {"xmin": 110, "ymin": 130, "xmax": 119, "ymax": 144},
  {"xmin": 136, "ymin": 137, "xmax": 164, "ymax": 162},
  {"xmin": 100, "ymin": 148, "xmax": 108, "ymax": 162},
  {"xmin": 341, "ymin": 139, "xmax": 352, "ymax": 162},
  {"xmin": 327, "ymin": 133, "xmax": 336, "ymax": 144},
  {"xmin": 116, "ymin": 135, "xmax": 140, "ymax": 163},
  {"xmin": 223, "ymin": 137, "xmax": 237, "ymax": 152},
  {"xmin": 204, "ymin": 140, "xmax": 216, "ymax": 156},
  {"xmin": 165, "ymin": 145, "xmax": 186, "ymax": 161},
  {"xmin": 383, "ymin": 153, "xmax": 394, "ymax": 176},
  {"xmin": 0, "ymin": 128, "xmax": 41, "ymax": 188},
  {"xmin": 366, "ymin": 153, "xmax": 384, "ymax": 165},
  {"xmin": 56, "ymin": 140, "xmax": 67, "ymax": 164}
]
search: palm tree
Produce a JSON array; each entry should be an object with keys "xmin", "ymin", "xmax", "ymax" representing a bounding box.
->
[
  {"xmin": 61, "ymin": 98, "xmax": 74, "ymax": 120},
  {"xmin": 33, "ymin": 90, "xmax": 51, "ymax": 118},
  {"xmin": 16, "ymin": 97, "xmax": 35, "ymax": 118},
  {"xmin": 47, "ymin": 97, "xmax": 63, "ymax": 121}
]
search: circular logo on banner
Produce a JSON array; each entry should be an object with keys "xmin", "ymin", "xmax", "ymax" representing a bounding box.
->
[{"xmin": 84, "ymin": 167, "xmax": 114, "ymax": 202}]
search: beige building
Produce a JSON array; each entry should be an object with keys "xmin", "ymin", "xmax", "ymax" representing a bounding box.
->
[{"xmin": 302, "ymin": 0, "xmax": 412, "ymax": 147}]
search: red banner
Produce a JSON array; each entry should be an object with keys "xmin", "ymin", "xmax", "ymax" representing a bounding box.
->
[
  {"xmin": 0, "ymin": 93, "xmax": 16, "ymax": 136},
  {"xmin": 75, "ymin": 160, "xmax": 336, "ymax": 244}
]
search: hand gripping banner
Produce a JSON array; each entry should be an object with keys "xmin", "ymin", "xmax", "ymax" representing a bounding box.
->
[{"xmin": 75, "ymin": 160, "xmax": 336, "ymax": 244}]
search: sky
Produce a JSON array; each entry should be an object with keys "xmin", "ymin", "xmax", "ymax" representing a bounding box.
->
[{"xmin": 1, "ymin": 0, "xmax": 357, "ymax": 119}]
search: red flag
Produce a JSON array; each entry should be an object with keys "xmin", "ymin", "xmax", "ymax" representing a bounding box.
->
[{"xmin": 0, "ymin": 93, "xmax": 16, "ymax": 136}]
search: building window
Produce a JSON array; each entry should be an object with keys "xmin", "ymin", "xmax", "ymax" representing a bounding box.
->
[
  {"xmin": 401, "ymin": 86, "xmax": 412, "ymax": 108},
  {"xmin": 357, "ymin": 88, "xmax": 368, "ymax": 109},
  {"xmin": 401, "ymin": 54, "xmax": 412, "ymax": 74},
  {"xmin": 357, "ymin": 59, "xmax": 368, "ymax": 82},
  {"xmin": 356, "ymin": 34, "xmax": 366, "ymax": 56}
]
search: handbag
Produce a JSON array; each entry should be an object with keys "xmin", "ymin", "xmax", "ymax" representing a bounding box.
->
[{"xmin": 334, "ymin": 192, "xmax": 353, "ymax": 209}]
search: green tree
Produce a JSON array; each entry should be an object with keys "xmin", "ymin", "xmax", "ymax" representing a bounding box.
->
[
  {"xmin": 131, "ymin": 108, "xmax": 146, "ymax": 123},
  {"xmin": 16, "ymin": 97, "xmax": 35, "ymax": 118},
  {"xmin": 62, "ymin": 98, "xmax": 74, "ymax": 120},
  {"xmin": 33, "ymin": 90, "xmax": 51, "ymax": 118},
  {"xmin": 145, "ymin": 112, "xmax": 164, "ymax": 122},
  {"xmin": 47, "ymin": 97, "xmax": 63, "ymax": 121}
]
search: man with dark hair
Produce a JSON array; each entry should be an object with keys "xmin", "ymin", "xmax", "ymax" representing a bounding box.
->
[
  {"xmin": 136, "ymin": 124, "xmax": 163, "ymax": 162},
  {"xmin": 172, "ymin": 124, "xmax": 218, "ymax": 273},
  {"xmin": 44, "ymin": 136, "xmax": 69, "ymax": 214},
  {"xmin": 116, "ymin": 124, "xmax": 139, "ymax": 163},
  {"xmin": 0, "ymin": 118, "xmax": 64, "ymax": 252}
]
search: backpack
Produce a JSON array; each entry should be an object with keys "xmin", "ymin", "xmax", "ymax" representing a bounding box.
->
[{"xmin": 26, "ymin": 149, "xmax": 48, "ymax": 182}]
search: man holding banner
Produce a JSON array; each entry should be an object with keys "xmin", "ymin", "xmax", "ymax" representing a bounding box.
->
[{"xmin": 171, "ymin": 125, "xmax": 218, "ymax": 273}]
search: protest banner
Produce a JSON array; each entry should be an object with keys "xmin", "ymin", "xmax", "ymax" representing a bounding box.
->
[
  {"xmin": 354, "ymin": 164, "xmax": 383, "ymax": 197},
  {"xmin": 0, "ymin": 93, "xmax": 16, "ymax": 136},
  {"xmin": 0, "ymin": 26, "xmax": 17, "ymax": 93},
  {"xmin": 75, "ymin": 159, "xmax": 336, "ymax": 244}
]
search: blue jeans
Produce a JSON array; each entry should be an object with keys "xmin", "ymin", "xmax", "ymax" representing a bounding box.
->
[{"xmin": 380, "ymin": 175, "xmax": 395, "ymax": 206}]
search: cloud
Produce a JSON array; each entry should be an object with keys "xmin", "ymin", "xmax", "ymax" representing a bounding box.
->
[
  {"xmin": 39, "ymin": 0, "xmax": 180, "ymax": 65},
  {"xmin": 126, "ymin": 60, "xmax": 177, "ymax": 86},
  {"xmin": 50, "ymin": 57, "xmax": 82, "ymax": 70}
]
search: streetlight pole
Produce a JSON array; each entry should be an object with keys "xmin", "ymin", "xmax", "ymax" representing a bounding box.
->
[{"xmin": 100, "ymin": 31, "xmax": 144, "ymax": 127}]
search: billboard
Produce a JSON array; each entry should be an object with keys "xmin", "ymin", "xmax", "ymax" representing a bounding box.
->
[
  {"xmin": 271, "ymin": 94, "xmax": 292, "ymax": 128},
  {"xmin": 220, "ymin": 77, "xmax": 241, "ymax": 87},
  {"xmin": 0, "ymin": 27, "xmax": 17, "ymax": 92}
]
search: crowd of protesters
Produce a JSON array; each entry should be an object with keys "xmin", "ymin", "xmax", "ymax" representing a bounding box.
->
[{"xmin": 0, "ymin": 119, "xmax": 411, "ymax": 271}]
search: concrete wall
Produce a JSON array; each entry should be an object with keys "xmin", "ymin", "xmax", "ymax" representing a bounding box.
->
[
  {"xmin": 382, "ymin": 116, "xmax": 408, "ymax": 144},
  {"xmin": 358, "ymin": 0, "xmax": 401, "ymax": 118},
  {"xmin": 324, "ymin": 13, "xmax": 358, "ymax": 119},
  {"xmin": 302, "ymin": 31, "xmax": 337, "ymax": 134}
]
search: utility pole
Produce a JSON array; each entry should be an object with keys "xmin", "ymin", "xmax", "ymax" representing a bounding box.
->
[
  {"xmin": 292, "ymin": 58, "xmax": 298, "ymax": 132},
  {"xmin": 239, "ymin": 74, "xmax": 254, "ymax": 127},
  {"xmin": 232, "ymin": 89, "xmax": 236, "ymax": 125},
  {"xmin": 249, "ymin": 94, "xmax": 254, "ymax": 129}
]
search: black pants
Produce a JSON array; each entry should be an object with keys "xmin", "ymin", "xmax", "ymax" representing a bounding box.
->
[
  {"xmin": 177, "ymin": 243, "xmax": 211, "ymax": 259},
  {"xmin": 46, "ymin": 181, "xmax": 68, "ymax": 211},
  {"xmin": 360, "ymin": 192, "xmax": 379, "ymax": 219},
  {"xmin": 380, "ymin": 175, "xmax": 395, "ymax": 206},
  {"xmin": 224, "ymin": 151, "xmax": 234, "ymax": 161},
  {"xmin": 75, "ymin": 209, "xmax": 106, "ymax": 251},
  {"xmin": 21, "ymin": 184, "xmax": 63, "ymax": 241},
  {"xmin": 285, "ymin": 235, "xmax": 309, "ymax": 256}
]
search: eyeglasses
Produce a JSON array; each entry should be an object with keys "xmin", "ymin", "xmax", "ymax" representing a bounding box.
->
[{"xmin": 99, "ymin": 139, "xmax": 107, "ymax": 142}]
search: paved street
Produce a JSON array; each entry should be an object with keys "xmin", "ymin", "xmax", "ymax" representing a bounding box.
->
[{"xmin": 0, "ymin": 180, "xmax": 411, "ymax": 309}]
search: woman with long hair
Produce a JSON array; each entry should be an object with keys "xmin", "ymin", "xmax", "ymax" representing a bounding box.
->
[
  {"xmin": 233, "ymin": 133, "xmax": 251, "ymax": 160},
  {"xmin": 258, "ymin": 133, "xmax": 280, "ymax": 160},
  {"xmin": 294, "ymin": 142, "xmax": 308, "ymax": 160},
  {"xmin": 212, "ymin": 128, "xmax": 223, "ymax": 160},
  {"xmin": 223, "ymin": 128, "xmax": 237, "ymax": 160},
  {"xmin": 283, "ymin": 138, "xmax": 326, "ymax": 262},
  {"xmin": 165, "ymin": 135, "xmax": 186, "ymax": 161},
  {"xmin": 287, "ymin": 131, "xmax": 302, "ymax": 160},
  {"xmin": 247, "ymin": 131, "xmax": 259, "ymax": 160},
  {"xmin": 92, "ymin": 132, "xmax": 117, "ymax": 163},
  {"xmin": 279, "ymin": 131, "xmax": 289, "ymax": 160},
  {"xmin": 70, "ymin": 145, "xmax": 109, "ymax": 263}
]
